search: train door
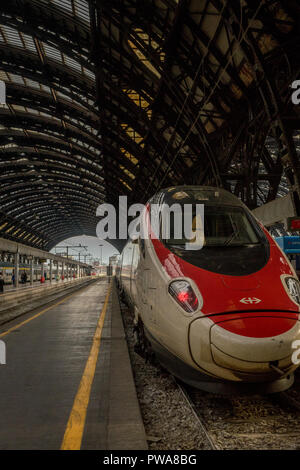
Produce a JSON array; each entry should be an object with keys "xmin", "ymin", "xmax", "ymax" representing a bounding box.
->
[
  {"xmin": 139, "ymin": 237, "xmax": 158, "ymax": 329},
  {"xmin": 130, "ymin": 240, "xmax": 139, "ymax": 305},
  {"xmin": 120, "ymin": 241, "xmax": 134, "ymax": 300}
]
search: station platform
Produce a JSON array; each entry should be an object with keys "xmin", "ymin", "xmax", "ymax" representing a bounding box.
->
[
  {"xmin": 0, "ymin": 278, "xmax": 147, "ymax": 450},
  {"xmin": 1, "ymin": 278, "xmax": 77, "ymax": 293}
]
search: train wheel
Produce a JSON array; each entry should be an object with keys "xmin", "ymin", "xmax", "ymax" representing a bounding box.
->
[
  {"xmin": 133, "ymin": 318, "xmax": 156, "ymax": 365},
  {"xmin": 119, "ymin": 288, "xmax": 127, "ymax": 305}
]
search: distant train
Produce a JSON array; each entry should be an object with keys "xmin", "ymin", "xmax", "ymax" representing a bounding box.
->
[
  {"xmin": 117, "ymin": 186, "xmax": 300, "ymax": 394},
  {"xmin": 0, "ymin": 263, "xmax": 47, "ymax": 284}
]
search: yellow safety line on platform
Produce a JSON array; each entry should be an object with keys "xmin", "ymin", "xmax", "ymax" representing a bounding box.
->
[
  {"xmin": 0, "ymin": 288, "xmax": 87, "ymax": 338},
  {"xmin": 60, "ymin": 282, "xmax": 112, "ymax": 450}
]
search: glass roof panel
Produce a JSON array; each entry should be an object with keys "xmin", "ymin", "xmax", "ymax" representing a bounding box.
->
[
  {"xmin": 42, "ymin": 43, "xmax": 63, "ymax": 63},
  {"xmin": 74, "ymin": 0, "xmax": 90, "ymax": 22},
  {"xmin": 64, "ymin": 55, "xmax": 82, "ymax": 72},
  {"xmin": 0, "ymin": 25, "xmax": 23, "ymax": 48},
  {"xmin": 51, "ymin": 0, "xmax": 73, "ymax": 13},
  {"xmin": 21, "ymin": 33, "xmax": 36, "ymax": 52}
]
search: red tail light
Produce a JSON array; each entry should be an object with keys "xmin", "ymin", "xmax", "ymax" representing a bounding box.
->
[{"xmin": 168, "ymin": 280, "xmax": 199, "ymax": 312}]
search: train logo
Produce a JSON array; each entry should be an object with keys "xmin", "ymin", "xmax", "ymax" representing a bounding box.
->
[{"xmin": 239, "ymin": 297, "xmax": 261, "ymax": 304}]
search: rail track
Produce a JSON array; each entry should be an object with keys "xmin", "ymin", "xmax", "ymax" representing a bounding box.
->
[
  {"xmin": 175, "ymin": 378, "xmax": 300, "ymax": 450},
  {"xmin": 121, "ymin": 298, "xmax": 300, "ymax": 450},
  {"xmin": 175, "ymin": 379, "xmax": 219, "ymax": 449}
]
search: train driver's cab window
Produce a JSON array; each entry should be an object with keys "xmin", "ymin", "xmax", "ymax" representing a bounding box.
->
[{"xmin": 160, "ymin": 204, "xmax": 260, "ymax": 248}]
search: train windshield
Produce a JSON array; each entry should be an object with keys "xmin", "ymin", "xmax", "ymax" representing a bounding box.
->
[
  {"xmin": 161, "ymin": 206, "xmax": 260, "ymax": 247},
  {"xmin": 158, "ymin": 197, "xmax": 269, "ymax": 276}
]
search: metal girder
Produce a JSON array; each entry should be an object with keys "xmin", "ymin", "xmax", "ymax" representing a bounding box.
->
[
  {"xmin": 0, "ymin": 1, "xmax": 91, "ymax": 67},
  {"xmin": 0, "ymin": 133, "xmax": 102, "ymax": 163},
  {"xmin": 0, "ymin": 109, "xmax": 99, "ymax": 148},
  {"xmin": 0, "ymin": 147, "xmax": 103, "ymax": 179},
  {"xmin": 0, "ymin": 0, "xmax": 299, "ymax": 249},
  {"xmin": 5, "ymin": 83, "xmax": 100, "ymax": 133},
  {"xmin": 0, "ymin": 44, "xmax": 95, "ymax": 107},
  {"xmin": 0, "ymin": 237, "xmax": 89, "ymax": 267}
]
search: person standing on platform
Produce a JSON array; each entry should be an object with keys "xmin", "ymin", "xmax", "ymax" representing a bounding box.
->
[{"xmin": 0, "ymin": 272, "xmax": 4, "ymax": 293}]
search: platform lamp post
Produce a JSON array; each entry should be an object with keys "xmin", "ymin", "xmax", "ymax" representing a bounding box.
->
[
  {"xmin": 14, "ymin": 251, "xmax": 19, "ymax": 288},
  {"xmin": 29, "ymin": 256, "xmax": 34, "ymax": 286},
  {"xmin": 49, "ymin": 259, "xmax": 53, "ymax": 283},
  {"xmin": 99, "ymin": 244, "xmax": 103, "ymax": 274}
]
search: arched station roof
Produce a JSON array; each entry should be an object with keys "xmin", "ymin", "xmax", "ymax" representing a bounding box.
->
[{"xmin": 0, "ymin": 0, "xmax": 299, "ymax": 250}]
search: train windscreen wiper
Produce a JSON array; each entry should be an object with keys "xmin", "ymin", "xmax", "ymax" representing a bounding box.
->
[{"xmin": 222, "ymin": 214, "xmax": 240, "ymax": 246}]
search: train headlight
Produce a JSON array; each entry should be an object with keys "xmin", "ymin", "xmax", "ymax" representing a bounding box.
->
[
  {"xmin": 284, "ymin": 277, "xmax": 300, "ymax": 305},
  {"xmin": 168, "ymin": 280, "xmax": 199, "ymax": 312}
]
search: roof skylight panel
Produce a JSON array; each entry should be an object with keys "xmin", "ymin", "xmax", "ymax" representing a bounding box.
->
[
  {"xmin": 0, "ymin": 28, "xmax": 5, "ymax": 43},
  {"xmin": 24, "ymin": 79, "xmax": 40, "ymax": 90},
  {"xmin": 83, "ymin": 68, "xmax": 95, "ymax": 79},
  {"xmin": 74, "ymin": 0, "xmax": 90, "ymax": 22},
  {"xmin": 56, "ymin": 90, "xmax": 73, "ymax": 103},
  {"xmin": 27, "ymin": 129, "xmax": 51, "ymax": 138},
  {"xmin": 64, "ymin": 55, "xmax": 82, "ymax": 72},
  {"xmin": 70, "ymin": 117, "xmax": 79, "ymax": 124},
  {"xmin": 9, "ymin": 128, "xmax": 23, "ymax": 133},
  {"xmin": 26, "ymin": 108, "xmax": 39, "ymax": 115},
  {"xmin": 0, "ymin": 71, "xmax": 8, "ymax": 81},
  {"xmin": 40, "ymin": 85, "xmax": 51, "ymax": 94},
  {"xmin": 11, "ymin": 104, "xmax": 26, "ymax": 113},
  {"xmin": 21, "ymin": 33, "xmax": 36, "ymax": 52},
  {"xmin": 51, "ymin": 0, "xmax": 73, "ymax": 13},
  {"xmin": 43, "ymin": 43, "xmax": 63, "ymax": 63},
  {"xmin": 8, "ymin": 74, "xmax": 25, "ymax": 85},
  {"xmin": 1, "ymin": 25, "xmax": 23, "ymax": 48}
]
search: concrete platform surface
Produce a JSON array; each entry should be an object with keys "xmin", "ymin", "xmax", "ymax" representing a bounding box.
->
[
  {"xmin": 0, "ymin": 277, "xmax": 97, "ymax": 326},
  {"xmin": 0, "ymin": 278, "xmax": 147, "ymax": 450}
]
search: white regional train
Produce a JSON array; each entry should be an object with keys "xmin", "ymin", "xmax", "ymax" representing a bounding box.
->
[
  {"xmin": 0, "ymin": 263, "xmax": 46, "ymax": 284},
  {"xmin": 116, "ymin": 186, "xmax": 300, "ymax": 394}
]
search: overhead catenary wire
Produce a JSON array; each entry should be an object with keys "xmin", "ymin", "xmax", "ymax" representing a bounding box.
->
[
  {"xmin": 155, "ymin": 1, "xmax": 264, "ymax": 193},
  {"xmin": 144, "ymin": 1, "xmax": 228, "ymax": 197},
  {"xmin": 145, "ymin": 1, "xmax": 264, "ymax": 197}
]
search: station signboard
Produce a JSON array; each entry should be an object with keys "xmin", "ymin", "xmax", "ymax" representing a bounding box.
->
[{"xmin": 275, "ymin": 236, "xmax": 300, "ymax": 254}]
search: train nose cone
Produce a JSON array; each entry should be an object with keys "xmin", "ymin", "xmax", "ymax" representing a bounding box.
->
[{"xmin": 210, "ymin": 315, "xmax": 300, "ymax": 376}]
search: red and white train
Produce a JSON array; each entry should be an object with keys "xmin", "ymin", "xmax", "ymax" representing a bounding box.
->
[{"xmin": 116, "ymin": 186, "xmax": 300, "ymax": 394}]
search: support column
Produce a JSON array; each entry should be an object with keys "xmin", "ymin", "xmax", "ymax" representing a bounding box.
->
[
  {"xmin": 14, "ymin": 252, "xmax": 19, "ymax": 288},
  {"xmin": 41, "ymin": 262, "xmax": 45, "ymax": 283},
  {"xmin": 62, "ymin": 262, "xmax": 65, "ymax": 281},
  {"xmin": 49, "ymin": 259, "xmax": 53, "ymax": 283},
  {"xmin": 30, "ymin": 258, "xmax": 34, "ymax": 286}
]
